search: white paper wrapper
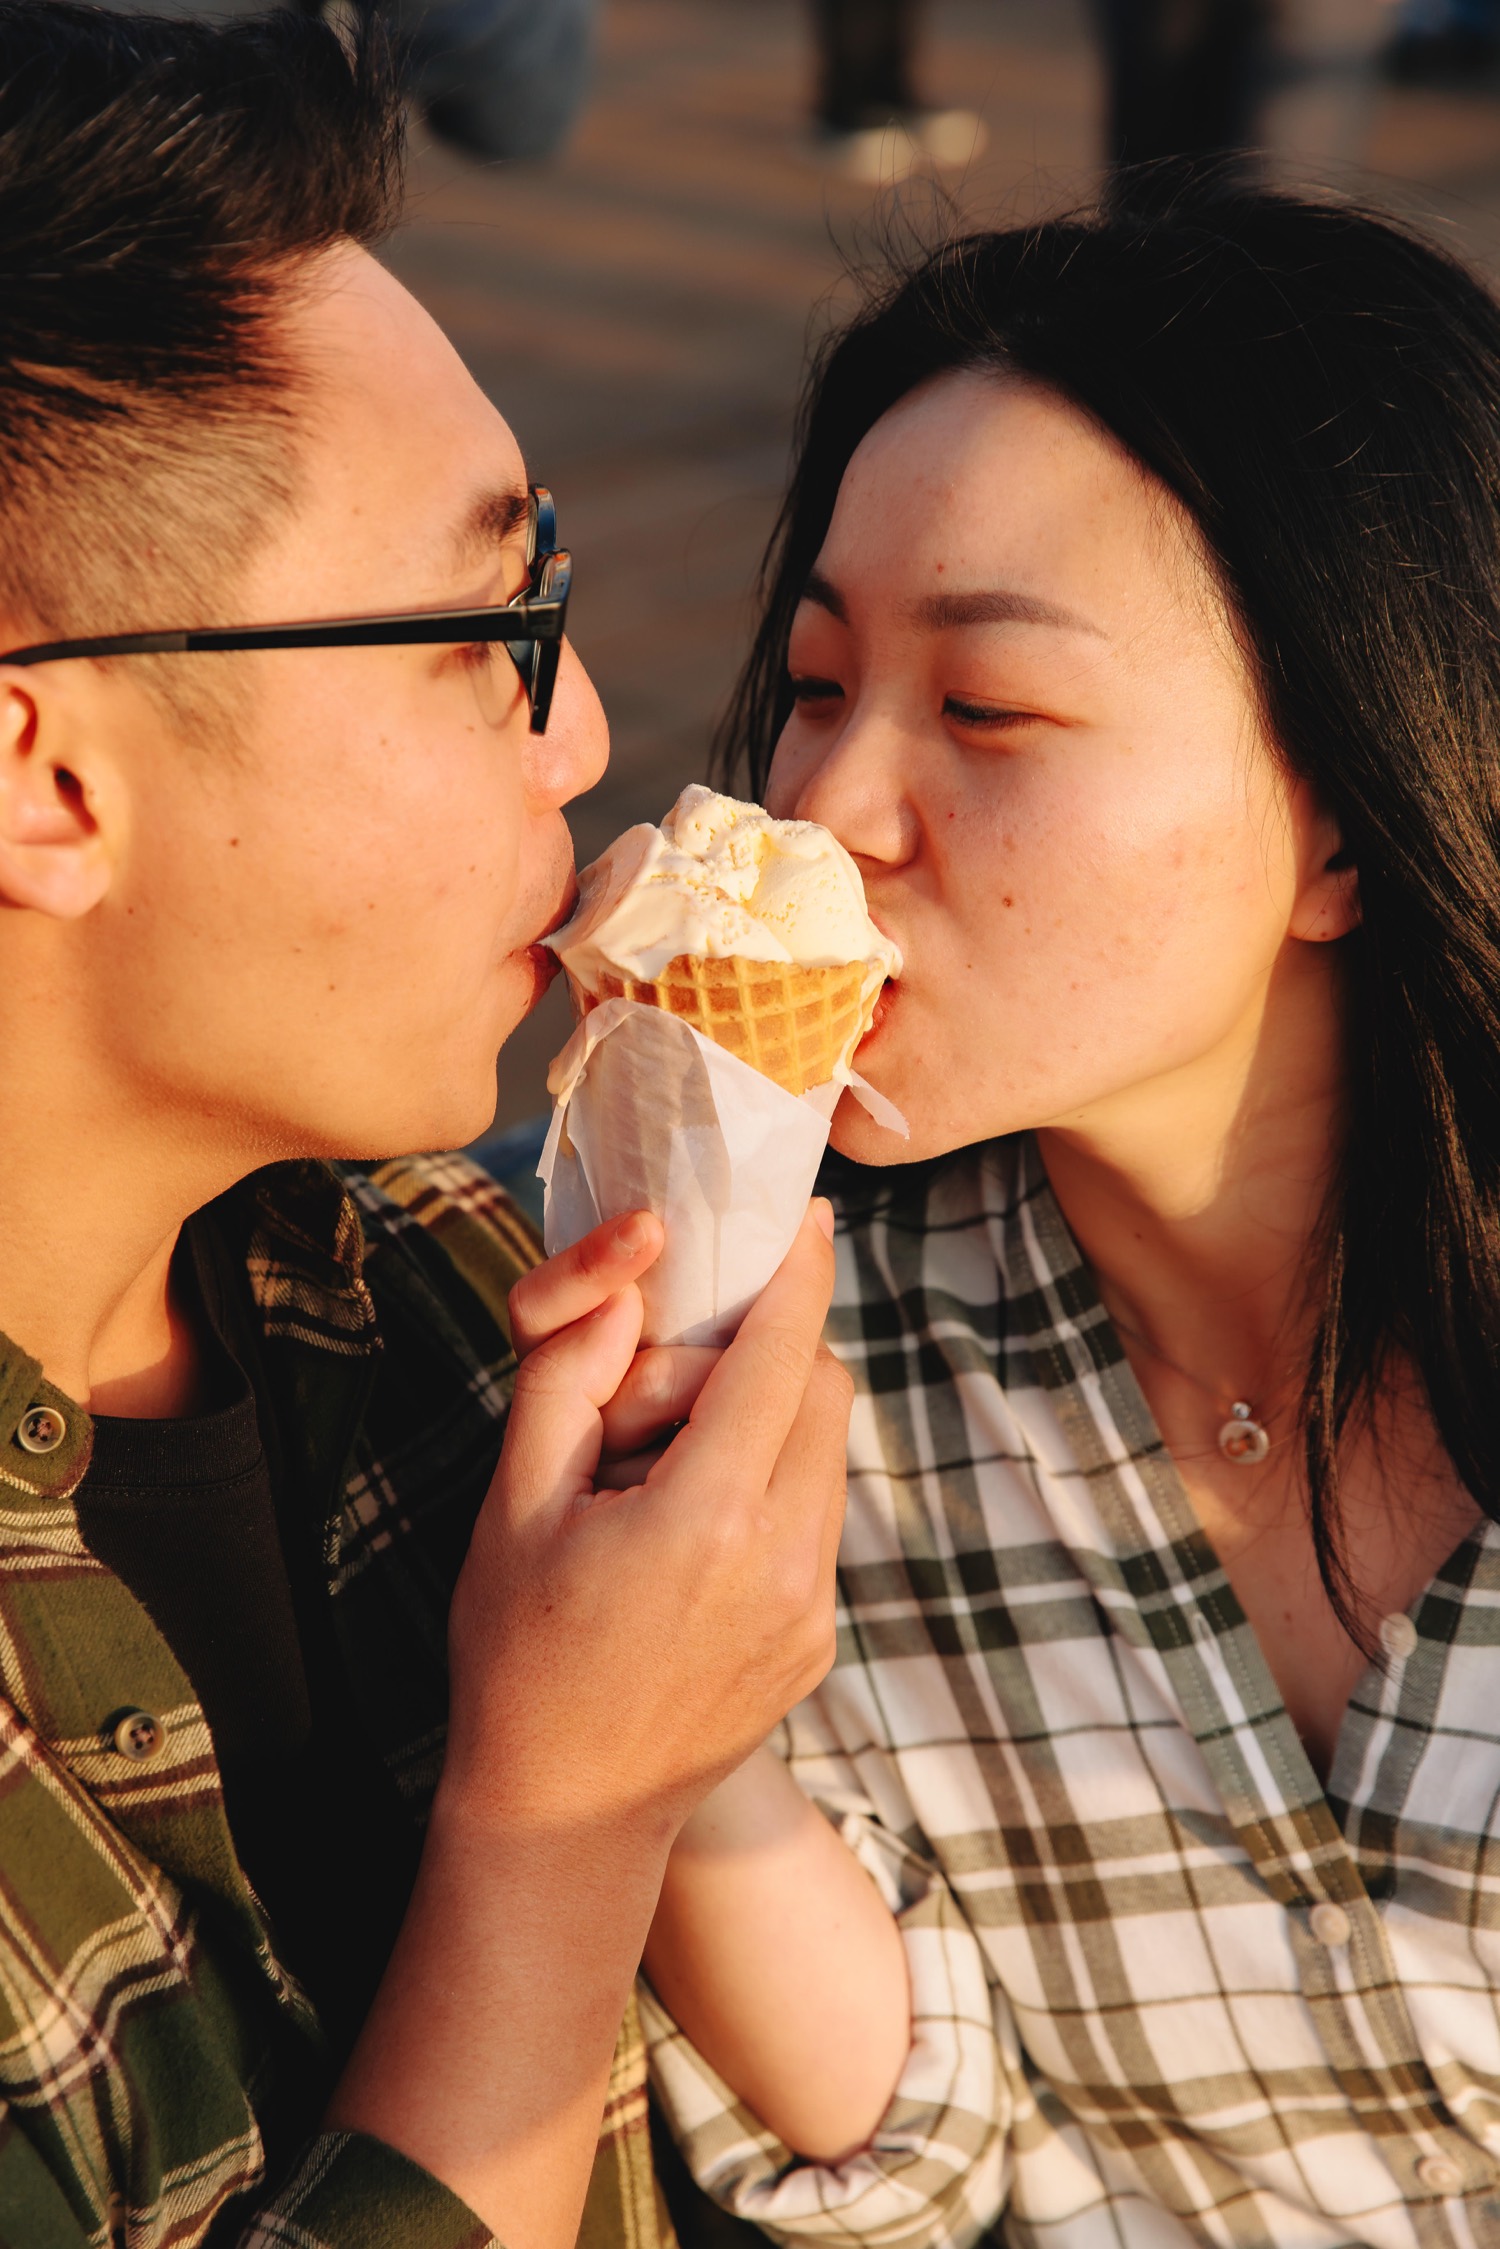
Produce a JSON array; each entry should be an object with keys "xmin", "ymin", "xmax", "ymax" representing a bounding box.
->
[{"xmin": 539, "ymin": 998, "xmax": 904, "ymax": 1347}]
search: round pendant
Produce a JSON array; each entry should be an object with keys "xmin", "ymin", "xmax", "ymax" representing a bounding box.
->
[{"xmin": 1218, "ymin": 1403, "xmax": 1270, "ymax": 1465}]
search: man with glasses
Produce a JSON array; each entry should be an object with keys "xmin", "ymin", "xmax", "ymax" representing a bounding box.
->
[{"xmin": 0, "ymin": 8, "xmax": 848, "ymax": 2248}]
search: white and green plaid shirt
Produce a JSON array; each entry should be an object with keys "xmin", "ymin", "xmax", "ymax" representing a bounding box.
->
[{"xmin": 645, "ymin": 1134, "xmax": 1500, "ymax": 2249}]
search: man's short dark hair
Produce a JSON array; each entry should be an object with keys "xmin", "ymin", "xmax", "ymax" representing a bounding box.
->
[{"xmin": 0, "ymin": 3, "xmax": 405, "ymax": 723}]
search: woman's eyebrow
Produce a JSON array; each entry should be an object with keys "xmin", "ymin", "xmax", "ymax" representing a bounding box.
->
[
  {"xmin": 799, "ymin": 571, "xmax": 1105, "ymax": 638},
  {"xmin": 917, "ymin": 586, "xmax": 1106, "ymax": 636},
  {"xmin": 801, "ymin": 569, "xmax": 847, "ymax": 620}
]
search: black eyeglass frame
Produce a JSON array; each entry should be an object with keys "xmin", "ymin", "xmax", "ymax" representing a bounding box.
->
[{"xmin": 0, "ymin": 485, "xmax": 570, "ymax": 736}]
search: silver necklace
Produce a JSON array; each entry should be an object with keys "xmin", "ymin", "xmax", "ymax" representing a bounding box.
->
[{"xmin": 1108, "ymin": 1309, "xmax": 1273, "ymax": 1466}]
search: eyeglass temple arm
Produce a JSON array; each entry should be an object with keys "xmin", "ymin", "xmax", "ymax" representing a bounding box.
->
[{"xmin": 0, "ymin": 594, "xmax": 567, "ymax": 668}]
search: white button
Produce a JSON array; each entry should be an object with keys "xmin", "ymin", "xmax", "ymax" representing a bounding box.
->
[
  {"xmin": 1189, "ymin": 1611, "xmax": 1213, "ymax": 1646},
  {"xmin": 1415, "ymin": 2154, "xmax": 1463, "ymax": 2196},
  {"xmin": 1380, "ymin": 1612, "xmax": 1418, "ymax": 1661},
  {"xmin": 15, "ymin": 1405, "xmax": 66, "ymax": 1454},
  {"xmin": 111, "ymin": 1709, "xmax": 165, "ymax": 1762},
  {"xmin": 1309, "ymin": 1902, "xmax": 1352, "ymax": 1948}
]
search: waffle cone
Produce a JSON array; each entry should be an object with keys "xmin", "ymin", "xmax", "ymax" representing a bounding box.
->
[{"xmin": 573, "ymin": 954, "xmax": 875, "ymax": 1097}]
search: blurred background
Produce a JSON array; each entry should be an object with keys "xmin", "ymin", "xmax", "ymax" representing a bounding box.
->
[{"xmin": 392, "ymin": 0, "xmax": 1498, "ymax": 1135}]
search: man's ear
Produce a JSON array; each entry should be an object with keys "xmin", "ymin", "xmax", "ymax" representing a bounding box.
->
[
  {"xmin": 0, "ymin": 671, "xmax": 113, "ymax": 917},
  {"xmin": 1289, "ymin": 798, "xmax": 1360, "ymax": 946}
]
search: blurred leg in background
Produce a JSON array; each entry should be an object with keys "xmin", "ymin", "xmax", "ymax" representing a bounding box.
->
[
  {"xmin": 812, "ymin": 0, "xmax": 917, "ymax": 130},
  {"xmin": 808, "ymin": 0, "xmax": 987, "ymax": 180},
  {"xmin": 1091, "ymin": 0, "xmax": 1275, "ymax": 181}
]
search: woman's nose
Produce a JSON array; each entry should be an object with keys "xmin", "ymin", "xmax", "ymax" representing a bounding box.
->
[
  {"xmin": 770, "ymin": 709, "xmax": 914, "ymax": 867},
  {"xmin": 523, "ymin": 640, "xmax": 608, "ymax": 813}
]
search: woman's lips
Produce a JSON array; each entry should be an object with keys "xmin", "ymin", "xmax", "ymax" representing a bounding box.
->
[{"xmin": 861, "ymin": 975, "xmax": 898, "ymax": 1047}]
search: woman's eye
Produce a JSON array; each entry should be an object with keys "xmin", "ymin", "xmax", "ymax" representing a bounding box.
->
[
  {"xmin": 789, "ymin": 674, "xmax": 844, "ymax": 710},
  {"xmin": 944, "ymin": 694, "xmax": 1033, "ymax": 730}
]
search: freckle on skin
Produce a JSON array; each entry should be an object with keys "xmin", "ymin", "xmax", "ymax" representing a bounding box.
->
[
  {"xmin": 228, "ymin": 838, "xmax": 239, "ymax": 848},
  {"xmin": 1002, "ymin": 897, "xmax": 1013, "ymax": 908}
]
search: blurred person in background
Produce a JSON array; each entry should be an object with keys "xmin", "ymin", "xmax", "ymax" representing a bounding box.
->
[
  {"xmin": 1092, "ymin": 0, "xmax": 1274, "ymax": 179},
  {"xmin": 1382, "ymin": 0, "xmax": 1499, "ymax": 80},
  {"xmin": 809, "ymin": 1, "xmax": 1273, "ymax": 193},
  {"xmin": 99, "ymin": 0, "xmax": 598, "ymax": 161},
  {"xmin": 808, "ymin": 0, "xmax": 987, "ymax": 182},
  {"xmin": 357, "ymin": 0, "xmax": 596, "ymax": 161}
]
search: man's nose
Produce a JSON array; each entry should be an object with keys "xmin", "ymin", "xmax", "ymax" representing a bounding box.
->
[{"xmin": 523, "ymin": 640, "xmax": 608, "ymax": 812}]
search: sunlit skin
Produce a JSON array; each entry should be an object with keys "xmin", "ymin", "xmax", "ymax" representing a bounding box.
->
[
  {"xmin": 770, "ymin": 369, "xmax": 1352, "ymax": 1169},
  {"xmin": 0, "ymin": 240, "xmax": 853, "ymax": 2249},
  {"xmin": 0, "ymin": 244, "xmax": 602, "ymax": 1413},
  {"xmin": 767, "ymin": 370, "xmax": 1476, "ymax": 1755},
  {"xmin": 643, "ymin": 368, "xmax": 1480, "ymax": 2164}
]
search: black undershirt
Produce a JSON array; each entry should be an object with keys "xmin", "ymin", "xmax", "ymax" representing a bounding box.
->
[{"xmin": 74, "ymin": 1215, "xmax": 423, "ymax": 2071}]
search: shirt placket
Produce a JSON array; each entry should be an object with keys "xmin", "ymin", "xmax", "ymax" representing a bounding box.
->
[{"xmin": 1019, "ymin": 1163, "xmax": 1500, "ymax": 2237}]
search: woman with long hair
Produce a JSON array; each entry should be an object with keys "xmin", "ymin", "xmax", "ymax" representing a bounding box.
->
[{"xmin": 636, "ymin": 185, "xmax": 1500, "ymax": 2248}]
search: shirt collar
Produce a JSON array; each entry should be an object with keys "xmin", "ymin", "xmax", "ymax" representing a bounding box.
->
[{"xmin": 0, "ymin": 1159, "xmax": 377, "ymax": 1507}]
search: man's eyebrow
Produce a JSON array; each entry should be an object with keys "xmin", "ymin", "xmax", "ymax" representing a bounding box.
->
[
  {"xmin": 916, "ymin": 587, "xmax": 1105, "ymax": 636},
  {"xmin": 450, "ymin": 485, "xmax": 531, "ymax": 567}
]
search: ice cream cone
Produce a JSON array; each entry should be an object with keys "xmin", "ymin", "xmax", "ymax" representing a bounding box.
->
[{"xmin": 571, "ymin": 953, "xmax": 873, "ymax": 1098}]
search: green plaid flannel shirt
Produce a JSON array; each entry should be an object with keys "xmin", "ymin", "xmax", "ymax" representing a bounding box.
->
[
  {"xmin": 647, "ymin": 1133, "xmax": 1500, "ymax": 2249},
  {"xmin": 0, "ymin": 1151, "xmax": 668, "ymax": 2249}
]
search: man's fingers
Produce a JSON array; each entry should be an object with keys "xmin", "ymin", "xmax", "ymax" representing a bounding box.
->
[
  {"xmin": 509, "ymin": 1211, "xmax": 664, "ymax": 1358},
  {"xmin": 682, "ymin": 1201, "xmax": 837, "ymax": 1498},
  {"xmin": 599, "ymin": 1345, "xmax": 722, "ymax": 1460},
  {"xmin": 496, "ymin": 1285, "xmax": 645, "ymax": 1524}
]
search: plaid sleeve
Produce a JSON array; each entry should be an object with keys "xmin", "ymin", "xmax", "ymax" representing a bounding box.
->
[
  {"xmin": 240, "ymin": 2133, "xmax": 495, "ymax": 2249},
  {"xmin": 640, "ymin": 1734, "xmax": 1007, "ymax": 2249}
]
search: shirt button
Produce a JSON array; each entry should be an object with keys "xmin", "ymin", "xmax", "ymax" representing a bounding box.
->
[
  {"xmin": 112, "ymin": 1710, "xmax": 165, "ymax": 1762},
  {"xmin": 1310, "ymin": 1902, "xmax": 1352, "ymax": 1948},
  {"xmin": 15, "ymin": 1404, "xmax": 66, "ymax": 1454},
  {"xmin": 1415, "ymin": 2154, "xmax": 1463, "ymax": 2196},
  {"xmin": 1380, "ymin": 1612, "xmax": 1419, "ymax": 1661}
]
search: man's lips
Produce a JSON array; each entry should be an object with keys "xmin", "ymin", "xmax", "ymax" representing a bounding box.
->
[
  {"xmin": 513, "ymin": 869, "xmax": 578, "ymax": 996},
  {"xmin": 536, "ymin": 872, "xmax": 579, "ymax": 946}
]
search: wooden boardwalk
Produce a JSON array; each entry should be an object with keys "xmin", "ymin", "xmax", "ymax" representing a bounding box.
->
[{"xmin": 381, "ymin": 0, "xmax": 1500, "ymax": 1128}]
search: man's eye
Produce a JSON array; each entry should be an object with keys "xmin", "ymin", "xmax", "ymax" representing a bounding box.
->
[
  {"xmin": 944, "ymin": 695, "xmax": 1033, "ymax": 729},
  {"xmin": 788, "ymin": 674, "xmax": 844, "ymax": 707}
]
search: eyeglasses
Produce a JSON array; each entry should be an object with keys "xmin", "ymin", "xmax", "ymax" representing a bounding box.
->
[{"xmin": 0, "ymin": 484, "xmax": 571, "ymax": 736}]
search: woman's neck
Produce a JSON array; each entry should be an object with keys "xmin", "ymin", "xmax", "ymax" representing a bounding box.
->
[{"xmin": 1035, "ymin": 941, "xmax": 1346, "ymax": 1411}]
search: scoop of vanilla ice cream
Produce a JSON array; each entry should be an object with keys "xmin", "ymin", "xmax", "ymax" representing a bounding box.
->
[{"xmin": 548, "ymin": 784, "xmax": 901, "ymax": 992}]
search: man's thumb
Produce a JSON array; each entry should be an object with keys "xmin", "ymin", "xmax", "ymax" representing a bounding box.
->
[{"xmin": 497, "ymin": 1284, "xmax": 645, "ymax": 1524}]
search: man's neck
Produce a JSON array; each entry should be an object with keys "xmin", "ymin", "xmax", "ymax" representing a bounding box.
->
[{"xmin": 0, "ymin": 1016, "xmax": 246, "ymax": 1417}]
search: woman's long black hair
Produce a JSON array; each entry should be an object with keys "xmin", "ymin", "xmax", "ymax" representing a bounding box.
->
[{"xmin": 717, "ymin": 187, "xmax": 1500, "ymax": 1632}]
